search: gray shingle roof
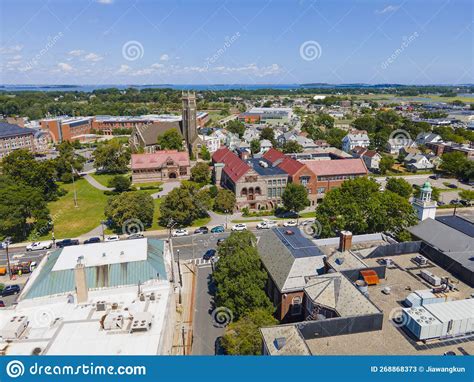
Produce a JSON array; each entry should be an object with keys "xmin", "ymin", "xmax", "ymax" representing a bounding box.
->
[{"xmin": 0, "ymin": 122, "xmax": 33, "ymax": 138}]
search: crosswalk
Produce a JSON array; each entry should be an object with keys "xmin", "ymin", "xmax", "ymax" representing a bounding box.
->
[{"xmin": 186, "ymin": 257, "xmax": 219, "ymax": 266}]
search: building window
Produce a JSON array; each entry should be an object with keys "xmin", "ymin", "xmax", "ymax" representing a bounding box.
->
[
  {"xmin": 317, "ymin": 187, "xmax": 326, "ymax": 194},
  {"xmin": 241, "ymin": 188, "xmax": 248, "ymax": 196},
  {"xmin": 291, "ymin": 296, "xmax": 302, "ymax": 315},
  {"xmin": 300, "ymin": 176, "xmax": 309, "ymax": 186}
]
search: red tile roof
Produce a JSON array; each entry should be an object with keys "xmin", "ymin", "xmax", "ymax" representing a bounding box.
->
[
  {"xmin": 131, "ymin": 150, "xmax": 190, "ymax": 169},
  {"xmin": 304, "ymin": 158, "xmax": 368, "ymax": 177},
  {"xmin": 212, "ymin": 147, "xmax": 250, "ymax": 182},
  {"xmin": 263, "ymin": 148, "xmax": 304, "ymax": 176}
]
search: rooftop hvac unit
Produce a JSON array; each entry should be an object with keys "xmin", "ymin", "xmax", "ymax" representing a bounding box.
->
[
  {"xmin": 420, "ymin": 270, "xmax": 441, "ymax": 286},
  {"xmin": 149, "ymin": 293, "xmax": 156, "ymax": 301},
  {"xmin": 96, "ymin": 301, "xmax": 107, "ymax": 312},
  {"xmin": 413, "ymin": 255, "xmax": 428, "ymax": 266},
  {"xmin": 0, "ymin": 316, "xmax": 28, "ymax": 339},
  {"xmin": 111, "ymin": 302, "xmax": 119, "ymax": 310},
  {"xmin": 103, "ymin": 314, "xmax": 124, "ymax": 330},
  {"xmin": 130, "ymin": 312, "xmax": 153, "ymax": 333}
]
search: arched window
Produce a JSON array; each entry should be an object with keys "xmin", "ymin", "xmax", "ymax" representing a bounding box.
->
[
  {"xmin": 241, "ymin": 188, "xmax": 248, "ymax": 196},
  {"xmin": 255, "ymin": 187, "xmax": 261, "ymax": 195},
  {"xmin": 248, "ymin": 187, "xmax": 254, "ymax": 194}
]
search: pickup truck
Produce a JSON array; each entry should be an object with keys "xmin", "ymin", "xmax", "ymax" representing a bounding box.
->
[
  {"xmin": 56, "ymin": 239, "xmax": 79, "ymax": 248},
  {"xmin": 26, "ymin": 241, "xmax": 53, "ymax": 251}
]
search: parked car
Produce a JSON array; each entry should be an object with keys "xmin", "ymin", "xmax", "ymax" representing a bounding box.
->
[
  {"xmin": 300, "ymin": 219, "xmax": 315, "ymax": 226},
  {"xmin": 1, "ymin": 285, "xmax": 20, "ymax": 297},
  {"xmin": 26, "ymin": 241, "xmax": 52, "ymax": 251},
  {"xmin": 450, "ymin": 199, "xmax": 460, "ymax": 205},
  {"xmin": 194, "ymin": 226, "xmax": 209, "ymax": 235},
  {"xmin": 429, "ymin": 174, "xmax": 441, "ymax": 180},
  {"xmin": 210, "ymin": 225, "xmax": 225, "ymax": 233},
  {"xmin": 217, "ymin": 238, "xmax": 226, "ymax": 246},
  {"xmin": 84, "ymin": 237, "xmax": 101, "ymax": 244},
  {"xmin": 105, "ymin": 235, "xmax": 120, "ymax": 242},
  {"xmin": 56, "ymin": 239, "xmax": 80, "ymax": 248},
  {"xmin": 283, "ymin": 220, "xmax": 297, "ymax": 227},
  {"xmin": 447, "ymin": 183, "xmax": 458, "ymax": 189},
  {"xmin": 172, "ymin": 229, "xmax": 189, "ymax": 237},
  {"xmin": 256, "ymin": 220, "xmax": 278, "ymax": 229},
  {"xmin": 231, "ymin": 223, "xmax": 247, "ymax": 232},
  {"xmin": 127, "ymin": 233, "xmax": 145, "ymax": 240},
  {"xmin": 443, "ymin": 351, "xmax": 456, "ymax": 356},
  {"xmin": 437, "ymin": 201, "xmax": 446, "ymax": 206},
  {"xmin": 203, "ymin": 249, "xmax": 217, "ymax": 260},
  {"xmin": 0, "ymin": 301, "xmax": 5, "ymax": 308}
]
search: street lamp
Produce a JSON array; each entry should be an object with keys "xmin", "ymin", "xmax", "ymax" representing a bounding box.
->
[{"xmin": 100, "ymin": 220, "xmax": 106, "ymax": 241}]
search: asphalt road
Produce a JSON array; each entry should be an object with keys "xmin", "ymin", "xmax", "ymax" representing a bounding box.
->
[
  {"xmin": 191, "ymin": 265, "xmax": 226, "ymax": 355},
  {"xmin": 172, "ymin": 232, "xmax": 230, "ymax": 261}
]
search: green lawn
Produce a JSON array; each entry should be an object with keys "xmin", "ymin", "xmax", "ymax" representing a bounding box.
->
[
  {"xmin": 35, "ymin": 179, "xmax": 109, "ymax": 240},
  {"xmin": 90, "ymin": 173, "xmax": 122, "ymax": 187}
]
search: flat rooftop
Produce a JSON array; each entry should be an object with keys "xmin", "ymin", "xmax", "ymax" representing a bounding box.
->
[
  {"xmin": 261, "ymin": 325, "xmax": 310, "ymax": 355},
  {"xmin": 0, "ymin": 283, "xmax": 172, "ymax": 355},
  {"xmin": 53, "ymin": 239, "xmax": 148, "ymax": 271}
]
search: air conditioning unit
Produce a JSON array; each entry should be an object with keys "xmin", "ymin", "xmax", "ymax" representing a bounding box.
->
[
  {"xmin": 0, "ymin": 316, "xmax": 28, "ymax": 339},
  {"xmin": 130, "ymin": 312, "xmax": 153, "ymax": 333},
  {"xmin": 96, "ymin": 301, "xmax": 107, "ymax": 312}
]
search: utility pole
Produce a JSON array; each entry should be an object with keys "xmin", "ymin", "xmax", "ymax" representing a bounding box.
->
[
  {"xmin": 181, "ymin": 326, "xmax": 186, "ymax": 355},
  {"xmin": 177, "ymin": 249, "xmax": 182, "ymax": 287},
  {"xmin": 5, "ymin": 237, "xmax": 12, "ymax": 280},
  {"xmin": 101, "ymin": 221, "xmax": 106, "ymax": 241}
]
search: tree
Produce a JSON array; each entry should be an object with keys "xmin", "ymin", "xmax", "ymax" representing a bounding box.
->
[
  {"xmin": 54, "ymin": 141, "xmax": 85, "ymax": 183},
  {"xmin": 386, "ymin": 177, "xmax": 412, "ymax": 199},
  {"xmin": 213, "ymin": 231, "xmax": 273, "ymax": 319},
  {"xmin": 281, "ymin": 183, "xmax": 309, "ymax": 214},
  {"xmin": 2, "ymin": 149, "xmax": 58, "ymax": 200},
  {"xmin": 93, "ymin": 140, "xmax": 131, "ymax": 174},
  {"xmin": 459, "ymin": 189, "xmax": 474, "ymax": 203},
  {"xmin": 226, "ymin": 120, "xmax": 245, "ymax": 138},
  {"xmin": 440, "ymin": 152, "xmax": 468, "ymax": 178},
  {"xmin": 214, "ymin": 189, "xmax": 236, "ymax": 212},
  {"xmin": 250, "ymin": 139, "xmax": 261, "ymax": 155},
  {"xmin": 221, "ymin": 309, "xmax": 277, "ymax": 355},
  {"xmin": 379, "ymin": 156, "xmax": 395, "ymax": 175},
  {"xmin": 352, "ymin": 115, "xmax": 377, "ymax": 133},
  {"xmin": 314, "ymin": 177, "xmax": 417, "ymax": 241},
  {"xmin": 260, "ymin": 127, "xmax": 275, "ymax": 143},
  {"xmin": 108, "ymin": 175, "xmax": 131, "ymax": 192},
  {"xmin": 0, "ymin": 176, "xmax": 50, "ymax": 241},
  {"xmin": 200, "ymin": 145, "xmax": 211, "ymax": 160},
  {"xmin": 104, "ymin": 192, "xmax": 154, "ymax": 234},
  {"xmin": 281, "ymin": 140, "xmax": 303, "ymax": 153},
  {"xmin": 159, "ymin": 183, "xmax": 209, "ymax": 227},
  {"xmin": 157, "ymin": 129, "xmax": 183, "ymax": 150},
  {"xmin": 190, "ymin": 162, "xmax": 210, "ymax": 184},
  {"xmin": 316, "ymin": 113, "xmax": 335, "ymax": 129}
]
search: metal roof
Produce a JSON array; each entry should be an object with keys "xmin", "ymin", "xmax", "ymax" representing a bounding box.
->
[
  {"xmin": 248, "ymin": 158, "xmax": 287, "ymax": 176},
  {"xmin": 0, "ymin": 122, "xmax": 33, "ymax": 138},
  {"xmin": 23, "ymin": 239, "xmax": 167, "ymax": 299}
]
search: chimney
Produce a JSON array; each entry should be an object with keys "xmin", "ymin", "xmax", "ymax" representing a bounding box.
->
[
  {"xmin": 339, "ymin": 231, "xmax": 352, "ymax": 252},
  {"xmin": 74, "ymin": 257, "xmax": 88, "ymax": 304}
]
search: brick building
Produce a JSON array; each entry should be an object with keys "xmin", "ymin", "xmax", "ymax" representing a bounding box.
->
[
  {"xmin": 131, "ymin": 150, "xmax": 190, "ymax": 183},
  {"xmin": 0, "ymin": 122, "xmax": 35, "ymax": 159},
  {"xmin": 212, "ymin": 147, "xmax": 289, "ymax": 210},
  {"xmin": 40, "ymin": 117, "xmax": 94, "ymax": 142}
]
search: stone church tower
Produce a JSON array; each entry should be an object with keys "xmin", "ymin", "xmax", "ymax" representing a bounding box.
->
[{"xmin": 181, "ymin": 91, "xmax": 201, "ymax": 156}]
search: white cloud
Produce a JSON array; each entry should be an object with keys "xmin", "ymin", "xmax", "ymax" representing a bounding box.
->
[
  {"xmin": 58, "ymin": 62, "xmax": 73, "ymax": 72},
  {"xmin": 69, "ymin": 49, "xmax": 85, "ymax": 56},
  {"xmin": 160, "ymin": 54, "xmax": 170, "ymax": 61},
  {"xmin": 0, "ymin": 45, "xmax": 23, "ymax": 54},
  {"xmin": 12, "ymin": 55, "xmax": 22, "ymax": 60},
  {"xmin": 116, "ymin": 64, "xmax": 131, "ymax": 74},
  {"xmin": 97, "ymin": 0, "xmax": 114, "ymax": 4},
  {"xmin": 151, "ymin": 63, "xmax": 164, "ymax": 69},
  {"xmin": 376, "ymin": 5, "xmax": 399, "ymax": 14},
  {"xmin": 83, "ymin": 52, "xmax": 103, "ymax": 62}
]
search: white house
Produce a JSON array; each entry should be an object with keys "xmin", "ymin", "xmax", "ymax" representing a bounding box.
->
[
  {"xmin": 386, "ymin": 138, "xmax": 417, "ymax": 154},
  {"xmin": 404, "ymin": 153, "xmax": 435, "ymax": 172},
  {"xmin": 198, "ymin": 134, "xmax": 221, "ymax": 154},
  {"xmin": 415, "ymin": 132, "xmax": 443, "ymax": 146},
  {"xmin": 342, "ymin": 132, "xmax": 370, "ymax": 152}
]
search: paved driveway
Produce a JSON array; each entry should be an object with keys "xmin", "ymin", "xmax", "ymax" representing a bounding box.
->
[{"xmin": 151, "ymin": 181, "xmax": 181, "ymax": 199}]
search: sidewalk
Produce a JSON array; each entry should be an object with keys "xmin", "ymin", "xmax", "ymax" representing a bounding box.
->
[{"xmin": 171, "ymin": 261, "xmax": 196, "ymax": 355}]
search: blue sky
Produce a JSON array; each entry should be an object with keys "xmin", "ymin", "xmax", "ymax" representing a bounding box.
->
[{"xmin": 0, "ymin": 0, "xmax": 472, "ymax": 85}]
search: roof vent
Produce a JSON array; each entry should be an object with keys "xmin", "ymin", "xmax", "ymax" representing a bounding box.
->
[
  {"xmin": 274, "ymin": 337, "xmax": 287, "ymax": 350},
  {"xmin": 120, "ymin": 251, "xmax": 124, "ymax": 256},
  {"xmin": 102, "ymin": 252, "xmax": 106, "ymax": 257}
]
